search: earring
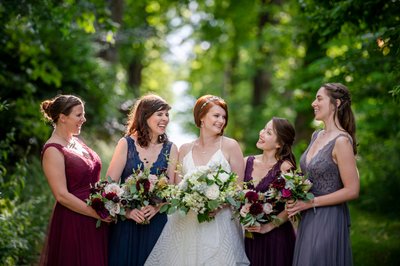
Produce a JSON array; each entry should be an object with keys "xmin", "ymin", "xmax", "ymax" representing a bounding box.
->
[{"xmin": 200, "ymin": 121, "xmax": 204, "ymax": 127}]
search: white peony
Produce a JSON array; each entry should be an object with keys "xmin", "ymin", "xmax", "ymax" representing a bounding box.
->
[
  {"xmin": 205, "ymin": 183, "xmax": 220, "ymax": 200},
  {"xmin": 207, "ymin": 173, "xmax": 216, "ymax": 180},
  {"xmin": 218, "ymin": 172, "xmax": 230, "ymax": 183},
  {"xmin": 104, "ymin": 183, "xmax": 124, "ymax": 197},
  {"xmin": 105, "ymin": 201, "xmax": 120, "ymax": 217}
]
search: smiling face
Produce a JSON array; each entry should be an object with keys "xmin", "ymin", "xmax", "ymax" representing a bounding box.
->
[
  {"xmin": 146, "ymin": 109, "xmax": 170, "ymax": 138},
  {"xmin": 311, "ymin": 87, "xmax": 336, "ymax": 122},
  {"xmin": 61, "ymin": 104, "xmax": 86, "ymax": 136},
  {"xmin": 256, "ymin": 120, "xmax": 280, "ymax": 151},
  {"xmin": 201, "ymin": 104, "xmax": 226, "ymax": 135}
]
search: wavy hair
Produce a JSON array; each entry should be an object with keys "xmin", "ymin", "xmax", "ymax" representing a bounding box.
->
[
  {"xmin": 125, "ymin": 94, "xmax": 171, "ymax": 147},
  {"xmin": 272, "ymin": 117, "xmax": 296, "ymax": 168},
  {"xmin": 322, "ymin": 83, "xmax": 357, "ymax": 155}
]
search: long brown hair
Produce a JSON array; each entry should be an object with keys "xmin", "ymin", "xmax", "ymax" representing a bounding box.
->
[
  {"xmin": 125, "ymin": 94, "xmax": 171, "ymax": 147},
  {"xmin": 322, "ymin": 83, "xmax": 357, "ymax": 155},
  {"xmin": 272, "ymin": 117, "xmax": 296, "ymax": 168}
]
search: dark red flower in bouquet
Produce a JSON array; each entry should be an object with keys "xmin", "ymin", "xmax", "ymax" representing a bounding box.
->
[
  {"xmin": 136, "ymin": 179, "xmax": 151, "ymax": 193},
  {"xmin": 91, "ymin": 197, "xmax": 105, "ymax": 211},
  {"xmin": 271, "ymin": 177, "xmax": 286, "ymax": 190},
  {"xmin": 281, "ymin": 188, "xmax": 292, "ymax": 198},
  {"xmin": 98, "ymin": 209, "xmax": 109, "ymax": 219},
  {"xmin": 249, "ymin": 202, "xmax": 264, "ymax": 215},
  {"xmin": 245, "ymin": 191, "xmax": 259, "ymax": 203},
  {"xmin": 105, "ymin": 192, "xmax": 117, "ymax": 200}
]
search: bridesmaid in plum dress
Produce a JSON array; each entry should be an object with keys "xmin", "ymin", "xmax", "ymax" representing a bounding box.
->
[
  {"xmin": 39, "ymin": 95, "xmax": 109, "ymax": 266},
  {"xmin": 244, "ymin": 117, "xmax": 296, "ymax": 266}
]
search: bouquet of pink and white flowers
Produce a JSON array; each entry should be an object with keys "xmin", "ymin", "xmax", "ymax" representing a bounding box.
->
[
  {"xmin": 266, "ymin": 170, "xmax": 314, "ymax": 203},
  {"xmin": 230, "ymin": 184, "xmax": 281, "ymax": 238},
  {"xmin": 231, "ymin": 189, "xmax": 277, "ymax": 227},
  {"xmin": 164, "ymin": 163, "xmax": 238, "ymax": 223},
  {"xmin": 87, "ymin": 176, "xmax": 127, "ymax": 227},
  {"xmin": 122, "ymin": 166, "xmax": 170, "ymax": 224},
  {"xmin": 266, "ymin": 170, "xmax": 314, "ymax": 223}
]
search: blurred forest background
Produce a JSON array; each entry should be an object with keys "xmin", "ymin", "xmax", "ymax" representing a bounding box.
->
[{"xmin": 1, "ymin": 0, "xmax": 399, "ymax": 265}]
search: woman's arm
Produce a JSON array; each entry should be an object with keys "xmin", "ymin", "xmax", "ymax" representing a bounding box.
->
[
  {"xmin": 225, "ymin": 137, "xmax": 245, "ymax": 182},
  {"xmin": 287, "ymin": 136, "xmax": 359, "ymax": 216},
  {"xmin": 174, "ymin": 143, "xmax": 191, "ymax": 184},
  {"xmin": 166, "ymin": 143, "xmax": 178, "ymax": 184},
  {"xmin": 42, "ymin": 147, "xmax": 102, "ymax": 220},
  {"xmin": 105, "ymin": 138, "xmax": 128, "ymax": 182}
]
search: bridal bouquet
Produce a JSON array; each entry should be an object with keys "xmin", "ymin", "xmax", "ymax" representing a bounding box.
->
[
  {"xmin": 122, "ymin": 166, "xmax": 170, "ymax": 224},
  {"xmin": 164, "ymin": 163, "xmax": 238, "ymax": 223},
  {"xmin": 86, "ymin": 176, "xmax": 127, "ymax": 228}
]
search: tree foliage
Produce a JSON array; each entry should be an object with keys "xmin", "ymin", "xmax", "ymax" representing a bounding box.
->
[{"xmin": 0, "ymin": 0, "xmax": 399, "ymax": 264}]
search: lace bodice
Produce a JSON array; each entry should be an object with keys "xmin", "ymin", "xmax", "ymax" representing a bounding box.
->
[
  {"xmin": 299, "ymin": 130, "xmax": 353, "ymax": 197},
  {"xmin": 120, "ymin": 137, "xmax": 172, "ymax": 183}
]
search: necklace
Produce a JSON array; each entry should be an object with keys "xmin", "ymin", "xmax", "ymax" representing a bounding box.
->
[{"xmin": 55, "ymin": 132, "xmax": 75, "ymax": 148}]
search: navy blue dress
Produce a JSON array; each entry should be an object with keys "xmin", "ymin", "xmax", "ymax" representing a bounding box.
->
[{"xmin": 109, "ymin": 137, "xmax": 172, "ymax": 266}]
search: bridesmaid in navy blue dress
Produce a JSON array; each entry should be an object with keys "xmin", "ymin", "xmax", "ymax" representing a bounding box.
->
[
  {"xmin": 244, "ymin": 117, "xmax": 296, "ymax": 266},
  {"xmin": 106, "ymin": 94, "xmax": 178, "ymax": 266}
]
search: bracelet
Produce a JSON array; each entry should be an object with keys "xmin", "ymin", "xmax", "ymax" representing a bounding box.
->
[
  {"xmin": 271, "ymin": 217, "xmax": 284, "ymax": 228},
  {"xmin": 311, "ymin": 198, "xmax": 317, "ymax": 214}
]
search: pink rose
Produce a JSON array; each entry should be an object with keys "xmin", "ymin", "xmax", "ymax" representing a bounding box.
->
[{"xmin": 281, "ymin": 188, "xmax": 292, "ymax": 198}]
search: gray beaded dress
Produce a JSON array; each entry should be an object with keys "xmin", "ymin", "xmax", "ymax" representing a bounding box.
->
[{"xmin": 293, "ymin": 130, "xmax": 353, "ymax": 266}]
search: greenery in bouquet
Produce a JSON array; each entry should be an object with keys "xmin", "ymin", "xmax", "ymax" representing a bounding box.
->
[
  {"xmin": 86, "ymin": 176, "xmax": 128, "ymax": 228},
  {"xmin": 231, "ymin": 188, "xmax": 278, "ymax": 227},
  {"xmin": 230, "ymin": 184, "xmax": 280, "ymax": 238},
  {"xmin": 266, "ymin": 170, "xmax": 314, "ymax": 203},
  {"xmin": 266, "ymin": 170, "xmax": 314, "ymax": 224},
  {"xmin": 162, "ymin": 163, "xmax": 238, "ymax": 223},
  {"xmin": 121, "ymin": 166, "xmax": 170, "ymax": 223}
]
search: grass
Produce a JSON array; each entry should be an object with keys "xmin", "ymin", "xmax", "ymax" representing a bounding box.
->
[{"xmin": 350, "ymin": 205, "xmax": 400, "ymax": 266}]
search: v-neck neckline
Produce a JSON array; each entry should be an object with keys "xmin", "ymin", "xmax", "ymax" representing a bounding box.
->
[
  {"xmin": 248, "ymin": 156, "xmax": 280, "ymax": 190},
  {"xmin": 130, "ymin": 137, "xmax": 165, "ymax": 171},
  {"xmin": 305, "ymin": 133, "xmax": 344, "ymax": 167},
  {"xmin": 190, "ymin": 149, "xmax": 221, "ymax": 168}
]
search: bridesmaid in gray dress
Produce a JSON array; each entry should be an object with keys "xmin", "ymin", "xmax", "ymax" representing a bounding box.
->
[{"xmin": 286, "ymin": 83, "xmax": 360, "ymax": 266}]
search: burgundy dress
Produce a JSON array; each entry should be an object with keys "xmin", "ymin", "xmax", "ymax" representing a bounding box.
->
[
  {"xmin": 40, "ymin": 140, "xmax": 108, "ymax": 266},
  {"xmin": 244, "ymin": 156, "xmax": 296, "ymax": 266}
]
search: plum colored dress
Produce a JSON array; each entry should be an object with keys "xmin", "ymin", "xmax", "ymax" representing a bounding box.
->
[
  {"xmin": 108, "ymin": 137, "xmax": 172, "ymax": 266},
  {"xmin": 292, "ymin": 131, "xmax": 354, "ymax": 266},
  {"xmin": 40, "ymin": 140, "xmax": 108, "ymax": 266},
  {"xmin": 244, "ymin": 156, "xmax": 296, "ymax": 266}
]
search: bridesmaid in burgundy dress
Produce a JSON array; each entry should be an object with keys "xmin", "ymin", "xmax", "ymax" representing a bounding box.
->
[
  {"xmin": 243, "ymin": 117, "xmax": 296, "ymax": 266},
  {"xmin": 39, "ymin": 95, "xmax": 109, "ymax": 266}
]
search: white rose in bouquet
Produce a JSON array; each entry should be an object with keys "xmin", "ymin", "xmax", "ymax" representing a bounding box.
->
[{"xmin": 205, "ymin": 183, "xmax": 220, "ymax": 200}]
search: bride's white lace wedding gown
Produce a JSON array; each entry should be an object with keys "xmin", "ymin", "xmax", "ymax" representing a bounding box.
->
[{"xmin": 145, "ymin": 144, "xmax": 249, "ymax": 266}]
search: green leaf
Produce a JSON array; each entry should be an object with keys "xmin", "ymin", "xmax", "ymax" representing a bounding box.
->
[
  {"xmin": 96, "ymin": 219, "xmax": 101, "ymax": 228},
  {"xmin": 208, "ymin": 200, "xmax": 219, "ymax": 210}
]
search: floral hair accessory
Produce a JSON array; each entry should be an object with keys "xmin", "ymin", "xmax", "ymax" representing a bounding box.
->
[{"xmin": 200, "ymin": 96, "xmax": 222, "ymax": 110}]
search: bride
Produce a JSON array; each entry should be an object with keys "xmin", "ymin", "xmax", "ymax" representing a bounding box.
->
[{"xmin": 145, "ymin": 95, "xmax": 249, "ymax": 266}]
